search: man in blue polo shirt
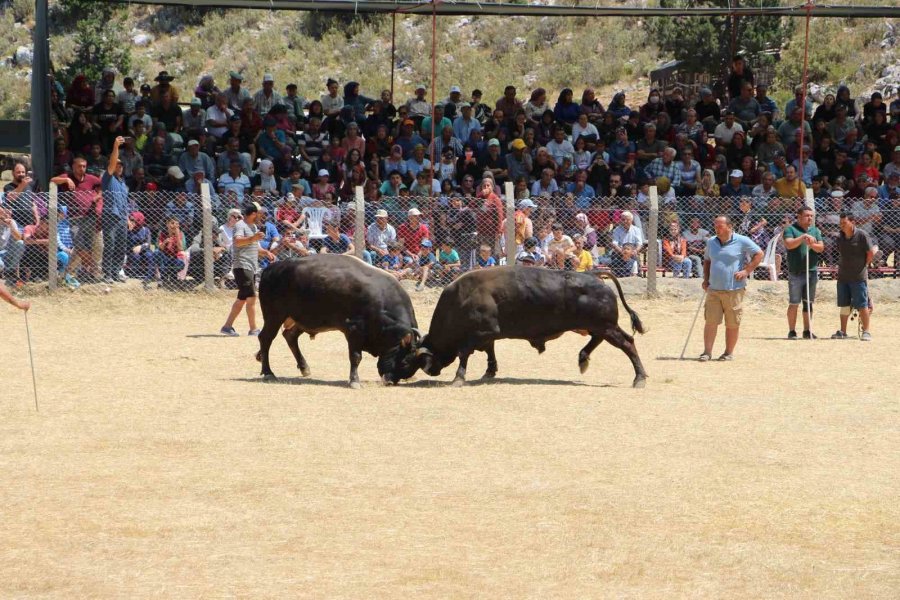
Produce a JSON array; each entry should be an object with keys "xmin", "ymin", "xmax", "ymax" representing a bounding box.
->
[
  {"xmin": 701, "ymin": 215, "xmax": 764, "ymax": 361},
  {"xmin": 101, "ymin": 136, "xmax": 131, "ymax": 284}
]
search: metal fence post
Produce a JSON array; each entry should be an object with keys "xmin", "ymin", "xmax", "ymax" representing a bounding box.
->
[
  {"xmin": 354, "ymin": 186, "xmax": 366, "ymax": 261},
  {"xmin": 48, "ymin": 184, "xmax": 58, "ymax": 292},
  {"xmin": 201, "ymin": 183, "xmax": 214, "ymax": 291},
  {"xmin": 647, "ymin": 185, "xmax": 659, "ymax": 297},
  {"xmin": 504, "ymin": 182, "xmax": 515, "ymax": 265}
]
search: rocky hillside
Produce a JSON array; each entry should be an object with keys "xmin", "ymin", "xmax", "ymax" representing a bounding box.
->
[{"xmin": 0, "ymin": 2, "xmax": 897, "ymax": 119}]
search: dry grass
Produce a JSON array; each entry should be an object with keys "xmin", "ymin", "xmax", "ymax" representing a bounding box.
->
[{"xmin": 0, "ymin": 281, "xmax": 898, "ymax": 597}]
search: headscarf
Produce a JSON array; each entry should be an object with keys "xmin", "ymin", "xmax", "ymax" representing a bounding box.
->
[
  {"xmin": 66, "ymin": 75, "xmax": 94, "ymax": 108},
  {"xmin": 258, "ymin": 160, "xmax": 277, "ymax": 193},
  {"xmin": 130, "ymin": 211, "xmax": 146, "ymax": 228}
]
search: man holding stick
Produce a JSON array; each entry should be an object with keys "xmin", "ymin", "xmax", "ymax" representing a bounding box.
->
[
  {"xmin": 783, "ymin": 206, "xmax": 824, "ymax": 339},
  {"xmin": 0, "ymin": 280, "xmax": 30, "ymax": 311},
  {"xmin": 700, "ymin": 215, "xmax": 764, "ymax": 362}
]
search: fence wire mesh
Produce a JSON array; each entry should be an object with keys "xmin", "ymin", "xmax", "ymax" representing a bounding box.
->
[{"xmin": 2, "ymin": 188, "xmax": 898, "ymax": 295}]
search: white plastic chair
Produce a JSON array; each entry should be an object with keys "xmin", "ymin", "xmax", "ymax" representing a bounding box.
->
[
  {"xmin": 758, "ymin": 227, "xmax": 782, "ymax": 281},
  {"xmin": 302, "ymin": 207, "xmax": 329, "ymax": 240}
]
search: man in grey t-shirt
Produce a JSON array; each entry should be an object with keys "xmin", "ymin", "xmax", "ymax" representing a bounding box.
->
[{"xmin": 221, "ymin": 203, "xmax": 275, "ymax": 337}]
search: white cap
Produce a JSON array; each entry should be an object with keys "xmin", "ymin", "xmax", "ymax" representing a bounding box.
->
[
  {"xmin": 729, "ymin": 169, "xmax": 744, "ymax": 178},
  {"xmin": 408, "ymin": 208, "xmax": 422, "ymax": 216},
  {"xmin": 449, "ymin": 85, "xmax": 461, "ymax": 94},
  {"xmin": 375, "ymin": 209, "xmax": 388, "ymax": 218},
  {"xmin": 263, "ymin": 74, "xmax": 274, "ymax": 83},
  {"xmin": 317, "ymin": 169, "xmax": 330, "ymax": 178}
]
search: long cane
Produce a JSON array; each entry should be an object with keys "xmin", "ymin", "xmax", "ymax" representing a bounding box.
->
[
  {"xmin": 680, "ymin": 291, "xmax": 706, "ymax": 360},
  {"xmin": 805, "ymin": 240, "xmax": 814, "ymax": 339},
  {"xmin": 24, "ymin": 312, "xmax": 38, "ymax": 412}
]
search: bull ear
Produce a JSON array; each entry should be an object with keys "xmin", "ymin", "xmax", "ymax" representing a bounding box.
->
[{"xmin": 401, "ymin": 332, "xmax": 414, "ymax": 347}]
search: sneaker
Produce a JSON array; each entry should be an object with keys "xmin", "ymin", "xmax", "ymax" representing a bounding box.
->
[
  {"xmin": 117, "ymin": 271, "xmax": 127, "ymax": 283},
  {"xmin": 717, "ymin": 353, "xmax": 734, "ymax": 361},
  {"xmin": 787, "ymin": 330, "xmax": 798, "ymax": 340},
  {"xmin": 64, "ymin": 274, "xmax": 81, "ymax": 289},
  {"xmin": 831, "ymin": 330, "xmax": 848, "ymax": 340},
  {"xmin": 802, "ymin": 330, "xmax": 817, "ymax": 340},
  {"xmin": 220, "ymin": 326, "xmax": 239, "ymax": 337},
  {"xmin": 415, "ymin": 283, "xmax": 424, "ymax": 292},
  {"xmin": 698, "ymin": 352, "xmax": 711, "ymax": 362},
  {"xmin": 860, "ymin": 331, "xmax": 872, "ymax": 341},
  {"xmin": 248, "ymin": 329, "xmax": 261, "ymax": 336}
]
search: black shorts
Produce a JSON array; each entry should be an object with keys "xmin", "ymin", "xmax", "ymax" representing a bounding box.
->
[{"xmin": 234, "ymin": 268, "xmax": 256, "ymax": 300}]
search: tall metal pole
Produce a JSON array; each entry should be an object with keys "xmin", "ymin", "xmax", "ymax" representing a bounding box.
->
[
  {"xmin": 390, "ymin": 12, "xmax": 397, "ymax": 101},
  {"xmin": 429, "ymin": 0, "xmax": 437, "ymax": 203},
  {"xmin": 797, "ymin": 1, "xmax": 813, "ymax": 188}
]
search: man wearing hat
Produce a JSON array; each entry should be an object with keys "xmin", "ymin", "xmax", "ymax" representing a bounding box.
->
[
  {"xmin": 512, "ymin": 199, "xmax": 536, "ymax": 251},
  {"xmin": 224, "ymin": 71, "xmax": 250, "ymax": 112},
  {"xmin": 405, "ymin": 84, "xmax": 431, "ymax": 121},
  {"xmin": 149, "ymin": 71, "xmax": 179, "ymax": 106},
  {"xmin": 178, "ymin": 138, "xmax": 216, "ymax": 182},
  {"xmin": 365, "ymin": 208, "xmax": 397, "ymax": 265},
  {"xmin": 253, "ymin": 74, "xmax": 283, "ymax": 117},
  {"xmin": 185, "ymin": 166, "xmax": 217, "ymax": 202},
  {"xmin": 505, "ymin": 138, "xmax": 533, "ymax": 183},
  {"xmin": 397, "ymin": 208, "xmax": 431, "ymax": 260},
  {"xmin": 221, "ymin": 202, "xmax": 275, "ymax": 337},
  {"xmin": 441, "ymin": 85, "xmax": 466, "ymax": 119},
  {"xmin": 452, "ymin": 102, "xmax": 481, "ymax": 144},
  {"xmin": 694, "ymin": 87, "xmax": 721, "ymax": 126},
  {"xmin": 182, "ymin": 97, "xmax": 207, "ymax": 136},
  {"xmin": 94, "ymin": 66, "xmax": 122, "ymax": 103},
  {"xmin": 721, "ymin": 169, "xmax": 751, "ymax": 203}
]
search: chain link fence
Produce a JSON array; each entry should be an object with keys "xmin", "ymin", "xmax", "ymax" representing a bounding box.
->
[{"xmin": 2, "ymin": 185, "xmax": 898, "ymax": 295}]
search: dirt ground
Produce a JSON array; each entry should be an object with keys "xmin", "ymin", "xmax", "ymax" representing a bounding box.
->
[{"xmin": 1, "ymin": 278, "xmax": 898, "ymax": 598}]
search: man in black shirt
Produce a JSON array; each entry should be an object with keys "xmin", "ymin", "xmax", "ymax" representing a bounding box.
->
[
  {"xmin": 726, "ymin": 55, "xmax": 755, "ymax": 100},
  {"xmin": 832, "ymin": 212, "xmax": 876, "ymax": 340}
]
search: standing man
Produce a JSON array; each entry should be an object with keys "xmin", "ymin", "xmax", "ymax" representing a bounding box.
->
[
  {"xmin": 221, "ymin": 203, "xmax": 276, "ymax": 337},
  {"xmin": 101, "ymin": 136, "xmax": 130, "ymax": 284},
  {"xmin": 700, "ymin": 215, "xmax": 764, "ymax": 361},
  {"xmin": 832, "ymin": 212, "xmax": 876, "ymax": 341},
  {"xmin": 783, "ymin": 206, "xmax": 824, "ymax": 339}
]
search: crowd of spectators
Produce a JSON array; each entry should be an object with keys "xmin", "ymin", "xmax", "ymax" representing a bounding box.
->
[{"xmin": 2, "ymin": 55, "xmax": 900, "ymax": 288}]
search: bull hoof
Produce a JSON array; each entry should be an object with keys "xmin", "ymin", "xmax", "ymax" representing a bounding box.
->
[
  {"xmin": 482, "ymin": 371, "xmax": 496, "ymax": 380},
  {"xmin": 299, "ymin": 365, "xmax": 311, "ymax": 377},
  {"xmin": 632, "ymin": 376, "xmax": 647, "ymax": 389},
  {"xmin": 349, "ymin": 381, "xmax": 362, "ymax": 390},
  {"xmin": 262, "ymin": 373, "xmax": 278, "ymax": 382},
  {"xmin": 451, "ymin": 378, "xmax": 466, "ymax": 388},
  {"xmin": 579, "ymin": 358, "xmax": 590, "ymax": 374}
]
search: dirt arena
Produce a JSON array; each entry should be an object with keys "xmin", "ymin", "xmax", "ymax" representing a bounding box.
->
[{"xmin": 1, "ymin": 278, "xmax": 898, "ymax": 598}]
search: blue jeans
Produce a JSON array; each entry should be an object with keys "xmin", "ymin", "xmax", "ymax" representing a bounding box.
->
[
  {"xmin": 156, "ymin": 252, "xmax": 185, "ymax": 280},
  {"xmin": 0, "ymin": 239, "xmax": 25, "ymax": 273},
  {"xmin": 669, "ymin": 257, "xmax": 693, "ymax": 278},
  {"xmin": 101, "ymin": 216, "xmax": 128, "ymax": 279}
]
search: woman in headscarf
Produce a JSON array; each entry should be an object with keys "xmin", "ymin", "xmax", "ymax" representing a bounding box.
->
[
  {"xmin": 343, "ymin": 81, "xmax": 376, "ymax": 123},
  {"xmin": 553, "ymin": 88, "xmax": 580, "ymax": 129},
  {"xmin": 835, "ymin": 85, "xmax": 857, "ymax": 118},
  {"xmin": 524, "ymin": 88, "xmax": 548, "ymax": 126},
  {"xmin": 639, "ymin": 89, "xmax": 664, "ymax": 124},
  {"xmin": 607, "ymin": 92, "xmax": 632, "ymax": 120},
  {"xmin": 251, "ymin": 159, "xmax": 280, "ymax": 196},
  {"xmin": 66, "ymin": 74, "xmax": 95, "ymax": 115},
  {"xmin": 194, "ymin": 74, "xmax": 220, "ymax": 109},
  {"xmin": 579, "ymin": 88, "xmax": 605, "ymax": 123}
]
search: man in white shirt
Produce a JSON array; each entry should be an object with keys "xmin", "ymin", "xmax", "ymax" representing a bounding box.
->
[
  {"xmin": 365, "ymin": 209, "xmax": 397, "ymax": 265},
  {"xmin": 682, "ymin": 216, "xmax": 710, "ymax": 277},
  {"xmin": 714, "ymin": 111, "xmax": 744, "ymax": 147}
]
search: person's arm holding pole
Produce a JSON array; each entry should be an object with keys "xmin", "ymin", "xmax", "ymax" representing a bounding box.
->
[{"xmin": 0, "ymin": 281, "xmax": 30, "ymax": 311}]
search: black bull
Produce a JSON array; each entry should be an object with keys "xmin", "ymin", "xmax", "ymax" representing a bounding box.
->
[
  {"xmin": 255, "ymin": 255, "xmax": 422, "ymax": 388},
  {"xmin": 412, "ymin": 267, "xmax": 649, "ymax": 388}
]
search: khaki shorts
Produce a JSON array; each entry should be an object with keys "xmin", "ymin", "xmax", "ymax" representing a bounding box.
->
[{"xmin": 705, "ymin": 289, "xmax": 745, "ymax": 328}]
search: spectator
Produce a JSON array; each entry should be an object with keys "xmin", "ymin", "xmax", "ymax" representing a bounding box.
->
[
  {"xmin": 682, "ymin": 216, "xmax": 709, "ymax": 277},
  {"xmin": 774, "ymin": 164, "xmax": 807, "ymax": 201},
  {"xmin": 380, "ymin": 240, "xmax": 411, "ymax": 280},
  {"xmin": 531, "ymin": 168, "xmax": 559, "ymax": 198},
  {"xmin": 406, "ymin": 84, "xmax": 431, "ymax": 120},
  {"xmin": 755, "ymin": 83, "xmax": 778, "ymax": 118},
  {"xmin": 553, "ymin": 88, "xmax": 580, "ymax": 127},
  {"xmin": 610, "ymin": 211, "xmax": 643, "ymax": 275},
  {"xmin": 434, "ymin": 238, "xmax": 462, "ymax": 282},
  {"xmin": 126, "ymin": 210, "xmax": 153, "ymax": 284},
  {"xmin": 397, "ymin": 208, "xmax": 430, "ymax": 261},
  {"xmin": 663, "ymin": 221, "xmax": 693, "ymax": 278},
  {"xmin": 546, "ymin": 222, "xmax": 576, "ymax": 269},
  {"xmin": 155, "ymin": 216, "xmax": 186, "ymax": 282},
  {"xmin": 320, "ymin": 219, "xmax": 354, "ymax": 256},
  {"xmin": 721, "ymin": 169, "xmax": 751, "ymax": 201},
  {"xmin": 570, "ymin": 233, "xmax": 593, "ymax": 272},
  {"xmin": 635, "ymin": 123, "xmax": 667, "ymax": 170},
  {"xmin": 452, "ymin": 103, "xmax": 481, "ymax": 143},
  {"xmin": 515, "ymin": 236, "xmax": 545, "ymax": 266},
  {"xmin": 410, "ymin": 238, "xmax": 436, "ymax": 291},
  {"xmin": 0, "ymin": 207, "xmax": 25, "ymax": 285},
  {"xmin": 727, "ymin": 55, "xmax": 755, "ymax": 99},
  {"xmin": 546, "ymin": 126, "xmax": 575, "ymax": 165},
  {"xmin": 523, "ymin": 88, "xmax": 549, "ymax": 125},
  {"xmin": 832, "ymin": 212, "xmax": 874, "ymax": 340},
  {"xmin": 644, "ymin": 147, "xmax": 682, "ymax": 188},
  {"xmin": 851, "ymin": 187, "xmax": 882, "ymax": 238},
  {"xmin": 218, "ymin": 159, "xmax": 252, "ymax": 198},
  {"xmin": 505, "ymin": 138, "xmax": 533, "ymax": 184},
  {"xmin": 164, "ymin": 191, "xmax": 196, "ymax": 235},
  {"xmin": 700, "ymin": 215, "xmax": 764, "ymax": 361},
  {"xmin": 365, "ymin": 209, "xmax": 396, "ymax": 265},
  {"xmin": 100, "ymin": 137, "xmax": 129, "ymax": 284},
  {"xmin": 475, "ymin": 243, "xmax": 497, "ymax": 269}
]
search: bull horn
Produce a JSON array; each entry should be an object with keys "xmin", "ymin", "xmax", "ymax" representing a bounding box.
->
[
  {"xmin": 411, "ymin": 328, "xmax": 424, "ymax": 340},
  {"xmin": 416, "ymin": 347, "xmax": 433, "ymax": 357}
]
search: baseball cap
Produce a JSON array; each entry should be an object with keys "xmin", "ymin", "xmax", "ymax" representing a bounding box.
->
[
  {"xmin": 317, "ymin": 169, "xmax": 330, "ymax": 178},
  {"xmin": 228, "ymin": 71, "xmax": 243, "ymax": 81},
  {"xmin": 729, "ymin": 169, "xmax": 743, "ymax": 178},
  {"xmin": 190, "ymin": 97, "xmax": 201, "ymax": 106},
  {"xmin": 511, "ymin": 138, "xmax": 526, "ymax": 151},
  {"xmin": 420, "ymin": 239, "xmax": 433, "ymax": 247},
  {"xmin": 408, "ymin": 208, "xmax": 422, "ymax": 216},
  {"xmin": 402, "ymin": 119, "xmax": 415, "ymax": 126},
  {"xmin": 375, "ymin": 209, "xmax": 388, "ymax": 218},
  {"xmin": 523, "ymin": 236, "xmax": 538, "ymax": 248},
  {"xmin": 228, "ymin": 114, "xmax": 242, "ymax": 122},
  {"xmin": 517, "ymin": 199, "xmax": 537, "ymax": 209},
  {"xmin": 167, "ymin": 166, "xmax": 185, "ymax": 179},
  {"xmin": 449, "ymin": 85, "xmax": 461, "ymax": 94},
  {"xmin": 186, "ymin": 139, "xmax": 200, "ymax": 147},
  {"xmin": 487, "ymin": 138, "xmax": 500, "ymax": 147},
  {"xmin": 415, "ymin": 83, "xmax": 426, "ymax": 91},
  {"xmin": 263, "ymin": 73, "xmax": 274, "ymax": 82},
  {"xmin": 460, "ymin": 102, "xmax": 471, "ymax": 109}
]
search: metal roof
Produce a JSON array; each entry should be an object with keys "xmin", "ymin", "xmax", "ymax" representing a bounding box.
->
[{"xmin": 99, "ymin": 0, "xmax": 900, "ymax": 19}]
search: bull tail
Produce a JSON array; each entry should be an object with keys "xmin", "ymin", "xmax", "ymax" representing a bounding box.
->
[{"xmin": 596, "ymin": 272, "xmax": 646, "ymax": 335}]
